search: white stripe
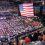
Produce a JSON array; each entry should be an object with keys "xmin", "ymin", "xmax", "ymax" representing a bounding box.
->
[
  {"xmin": 23, "ymin": 10, "xmax": 34, "ymax": 11},
  {"xmin": 21, "ymin": 13, "xmax": 34, "ymax": 15},
  {"xmin": 26, "ymin": 13, "xmax": 34, "ymax": 14},
  {"xmin": 22, "ymin": 11, "xmax": 34, "ymax": 14},
  {"xmin": 21, "ymin": 11, "xmax": 26, "ymax": 12},
  {"xmin": 23, "ymin": 4, "xmax": 33, "ymax": 6},
  {"xmin": 21, "ymin": 12, "xmax": 34, "ymax": 14},
  {"xmin": 21, "ymin": 13, "xmax": 34, "ymax": 16},
  {"xmin": 25, "ymin": 10, "xmax": 33, "ymax": 11},
  {"xmin": 20, "ymin": 13, "xmax": 26, "ymax": 14},
  {"xmin": 26, "ymin": 12, "xmax": 34, "ymax": 13},
  {"xmin": 23, "ymin": 9, "xmax": 33, "ymax": 11},
  {"xmin": 21, "ymin": 11, "xmax": 33, "ymax": 12},
  {"xmin": 21, "ymin": 11, "xmax": 34, "ymax": 13},
  {"xmin": 23, "ymin": 10, "xmax": 34, "ymax": 12},
  {"xmin": 21, "ymin": 15, "xmax": 34, "ymax": 16}
]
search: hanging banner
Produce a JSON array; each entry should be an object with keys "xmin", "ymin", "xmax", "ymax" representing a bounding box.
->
[{"xmin": 19, "ymin": 3, "xmax": 34, "ymax": 17}]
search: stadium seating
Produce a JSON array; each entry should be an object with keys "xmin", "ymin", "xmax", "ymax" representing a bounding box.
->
[{"xmin": 0, "ymin": 16, "xmax": 43, "ymax": 39}]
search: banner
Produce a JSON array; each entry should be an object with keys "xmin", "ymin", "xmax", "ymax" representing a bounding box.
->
[{"xmin": 19, "ymin": 3, "xmax": 34, "ymax": 17}]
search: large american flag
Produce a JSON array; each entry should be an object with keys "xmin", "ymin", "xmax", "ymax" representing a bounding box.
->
[{"xmin": 19, "ymin": 3, "xmax": 34, "ymax": 17}]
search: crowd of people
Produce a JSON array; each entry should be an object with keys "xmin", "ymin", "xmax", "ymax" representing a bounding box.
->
[
  {"xmin": 18, "ymin": 30, "xmax": 45, "ymax": 45},
  {"xmin": 0, "ymin": 16, "xmax": 43, "ymax": 38},
  {"xmin": 0, "ymin": 16, "xmax": 43, "ymax": 45},
  {"xmin": 0, "ymin": 28, "xmax": 44, "ymax": 45},
  {"xmin": 0, "ymin": 1, "xmax": 44, "ymax": 45},
  {"xmin": 0, "ymin": 1, "xmax": 18, "ymax": 16}
]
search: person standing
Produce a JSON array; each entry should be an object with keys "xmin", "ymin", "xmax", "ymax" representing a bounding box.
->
[{"xmin": 35, "ymin": 30, "xmax": 45, "ymax": 45}]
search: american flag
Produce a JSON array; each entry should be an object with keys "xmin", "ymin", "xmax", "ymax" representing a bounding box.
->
[{"xmin": 19, "ymin": 3, "xmax": 34, "ymax": 17}]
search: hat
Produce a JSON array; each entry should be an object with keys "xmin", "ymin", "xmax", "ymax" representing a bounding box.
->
[{"xmin": 25, "ymin": 37, "xmax": 31, "ymax": 43}]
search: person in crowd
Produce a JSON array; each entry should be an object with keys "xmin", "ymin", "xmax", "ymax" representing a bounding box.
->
[
  {"xmin": 38, "ymin": 33, "xmax": 43, "ymax": 41},
  {"xmin": 32, "ymin": 31, "xmax": 41, "ymax": 41},
  {"xmin": 23, "ymin": 36, "xmax": 31, "ymax": 45},
  {"xmin": 43, "ymin": 30, "xmax": 45, "ymax": 41},
  {"xmin": 37, "ymin": 31, "xmax": 41, "ymax": 36},
  {"xmin": 28, "ymin": 33, "xmax": 33, "ymax": 41},
  {"xmin": 32, "ymin": 32, "xmax": 38, "ymax": 41},
  {"xmin": 19, "ymin": 37, "xmax": 25, "ymax": 45},
  {"xmin": 35, "ymin": 30, "xmax": 45, "ymax": 45}
]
